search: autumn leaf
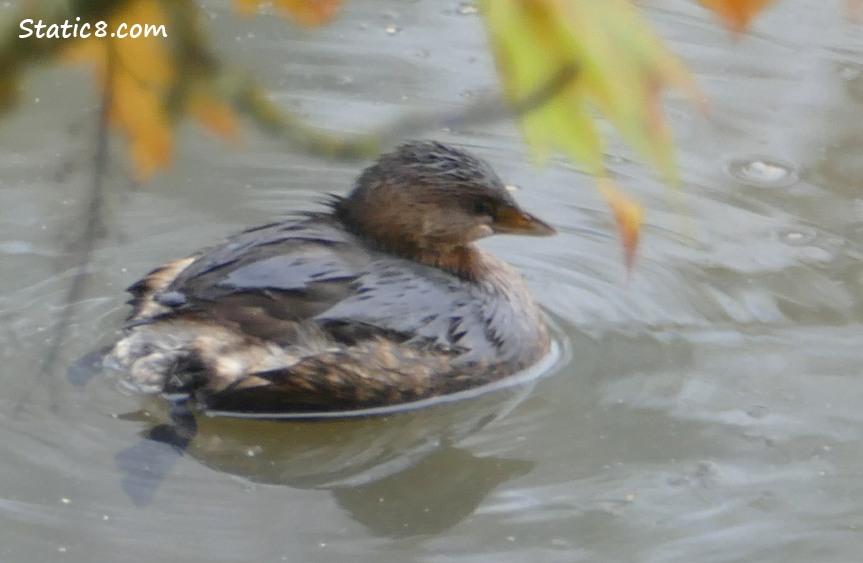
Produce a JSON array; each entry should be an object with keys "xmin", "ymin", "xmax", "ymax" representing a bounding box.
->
[
  {"xmin": 64, "ymin": 0, "xmax": 174, "ymax": 179},
  {"xmin": 481, "ymin": 0, "xmax": 603, "ymax": 174},
  {"xmin": 189, "ymin": 88, "xmax": 241, "ymax": 142},
  {"xmin": 234, "ymin": 0, "xmax": 343, "ymax": 26},
  {"xmin": 598, "ymin": 179, "xmax": 643, "ymax": 273},
  {"xmin": 62, "ymin": 0, "xmax": 241, "ymax": 180},
  {"xmin": 698, "ymin": 0, "xmax": 775, "ymax": 34},
  {"xmin": 481, "ymin": 0, "xmax": 702, "ymax": 268},
  {"xmin": 482, "ymin": 0, "xmax": 702, "ymax": 180}
]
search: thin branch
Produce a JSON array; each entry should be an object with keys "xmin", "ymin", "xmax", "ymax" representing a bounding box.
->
[{"xmin": 233, "ymin": 63, "xmax": 581, "ymax": 159}]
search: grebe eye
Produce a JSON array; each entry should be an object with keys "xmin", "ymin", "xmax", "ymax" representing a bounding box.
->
[{"xmin": 474, "ymin": 200, "xmax": 497, "ymax": 218}]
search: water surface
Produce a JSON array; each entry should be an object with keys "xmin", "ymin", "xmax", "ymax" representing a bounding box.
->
[{"xmin": 1, "ymin": 1, "xmax": 862, "ymax": 561}]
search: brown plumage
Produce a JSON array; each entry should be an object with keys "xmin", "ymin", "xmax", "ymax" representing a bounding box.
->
[{"xmin": 105, "ymin": 141, "xmax": 556, "ymax": 414}]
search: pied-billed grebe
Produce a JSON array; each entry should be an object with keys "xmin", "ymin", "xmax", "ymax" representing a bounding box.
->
[{"xmin": 106, "ymin": 141, "xmax": 556, "ymax": 413}]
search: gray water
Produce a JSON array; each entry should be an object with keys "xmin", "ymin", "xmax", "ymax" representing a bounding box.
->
[{"xmin": 2, "ymin": 1, "xmax": 863, "ymax": 561}]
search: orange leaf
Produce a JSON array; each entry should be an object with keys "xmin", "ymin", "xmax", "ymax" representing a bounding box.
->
[
  {"xmin": 236, "ymin": 0, "xmax": 343, "ymax": 26},
  {"xmin": 233, "ymin": 0, "xmax": 260, "ymax": 16},
  {"xmin": 698, "ymin": 0, "xmax": 775, "ymax": 34},
  {"xmin": 597, "ymin": 179, "xmax": 643, "ymax": 273},
  {"xmin": 275, "ymin": 0, "xmax": 342, "ymax": 25},
  {"xmin": 190, "ymin": 90, "xmax": 241, "ymax": 142}
]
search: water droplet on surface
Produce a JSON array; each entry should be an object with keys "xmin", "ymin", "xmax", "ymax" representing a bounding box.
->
[
  {"xmin": 727, "ymin": 157, "xmax": 799, "ymax": 188},
  {"xmin": 776, "ymin": 226, "xmax": 817, "ymax": 247},
  {"xmin": 840, "ymin": 65, "xmax": 861, "ymax": 81},
  {"xmin": 457, "ymin": 2, "xmax": 478, "ymax": 15}
]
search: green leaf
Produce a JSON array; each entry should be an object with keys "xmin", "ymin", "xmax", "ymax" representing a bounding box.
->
[{"xmin": 481, "ymin": 0, "xmax": 703, "ymax": 185}]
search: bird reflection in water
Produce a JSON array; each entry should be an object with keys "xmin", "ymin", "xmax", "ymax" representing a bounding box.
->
[{"xmin": 113, "ymin": 378, "xmax": 539, "ymax": 536}]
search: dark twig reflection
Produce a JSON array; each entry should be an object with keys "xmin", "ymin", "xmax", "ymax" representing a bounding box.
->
[{"xmin": 32, "ymin": 49, "xmax": 115, "ymax": 410}]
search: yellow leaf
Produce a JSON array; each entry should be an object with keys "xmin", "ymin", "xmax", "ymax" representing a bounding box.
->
[
  {"xmin": 62, "ymin": 0, "xmax": 243, "ymax": 180},
  {"xmin": 482, "ymin": 0, "xmax": 606, "ymax": 173},
  {"xmin": 64, "ymin": 0, "xmax": 174, "ymax": 180},
  {"xmin": 698, "ymin": 0, "xmax": 775, "ymax": 34},
  {"xmin": 481, "ymin": 0, "xmax": 702, "ymax": 183},
  {"xmin": 597, "ymin": 178, "xmax": 643, "ymax": 273},
  {"xmin": 111, "ymin": 53, "xmax": 174, "ymax": 179}
]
